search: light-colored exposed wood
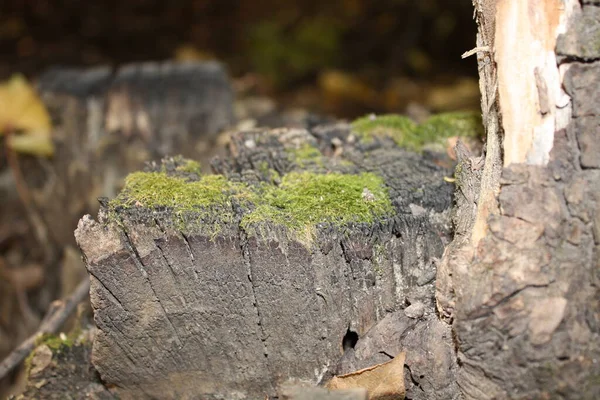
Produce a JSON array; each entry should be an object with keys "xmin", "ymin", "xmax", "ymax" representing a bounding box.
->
[{"xmin": 495, "ymin": 0, "xmax": 578, "ymax": 166}]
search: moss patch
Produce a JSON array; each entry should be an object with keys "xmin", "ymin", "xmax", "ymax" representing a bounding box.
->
[
  {"xmin": 24, "ymin": 333, "xmax": 75, "ymax": 374},
  {"xmin": 109, "ymin": 172, "xmax": 255, "ymax": 232},
  {"xmin": 351, "ymin": 114, "xmax": 417, "ymax": 148},
  {"xmin": 110, "ymin": 167, "xmax": 393, "ymax": 243},
  {"xmin": 417, "ymin": 111, "xmax": 483, "ymax": 141},
  {"xmin": 241, "ymin": 171, "xmax": 393, "ymax": 240},
  {"xmin": 174, "ymin": 159, "xmax": 203, "ymax": 175},
  {"xmin": 113, "ymin": 172, "xmax": 237, "ymax": 211},
  {"xmin": 287, "ymin": 143, "xmax": 324, "ymax": 167},
  {"xmin": 351, "ymin": 111, "xmax": 483, "ymax": 152},
  {"xmin": 35, "ymin": 333, "xmax": 74, "ymax": 351}
]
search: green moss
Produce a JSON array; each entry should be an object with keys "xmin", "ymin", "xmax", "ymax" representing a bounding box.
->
[
  {"xmin": 257, "ymin": 161, "xmax": 270, "ymax": 175},
  {"xmin": 351, "ymin": 111, "xmax": 483, "ymax": 152},
  {"xmin": 351, "ymin": 114, "xmax": 418, "ymax": 148},
  {"xmin": 109, "ymin": 171, "xmax": 255, "ymax": 232},
  {"xmin": 241, "ymin": 171, "xmax": 393, "ymax": 241},
  {"xmin": 24, "ymin": 333, "xmax": 77, "ymax": 375},
  {"xmin": 287, "ymin": 143, "xmax": 324, "ymax": 167},
  {"xmin": 36, "ymin": 333, "xmax": 74, "ymax": 351},
  {"xmin": 110, "ymin": 165, "xmax": 393, "ymax": 244},
  {"xmin": 113, "ymin": 172, "xmax": 235, "ymax": 211},
  {"xmin": 23, "ymin": 350, "xmax": 36, "ymax": 375},
  {"xmin": 25, "ymin": 333, "xmax": 72, "ymax": 371},
  {"xmin": 416, "ymin": 111, "xmax": 483, "ymax": 142},
  {"xmin": 256, "ymin": 161, "xmax": 282, "ymax": 184},
  {"xmin": 175, "ymin": 159, "xmax": 203, "ymax": 175}
]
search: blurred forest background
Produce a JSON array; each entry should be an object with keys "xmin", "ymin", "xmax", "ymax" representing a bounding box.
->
[
  {"xmin": 0, "ymin": 0, "xmax": 480, "ymax": 397},
  {"xmin": 0, "ymin": 0, "xmax": 479, "ymax": 117}
]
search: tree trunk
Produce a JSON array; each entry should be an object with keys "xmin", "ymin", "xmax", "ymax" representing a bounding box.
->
[{"xmin": 436, "ymin": 0, "xmax": 600, "ymax": 398}]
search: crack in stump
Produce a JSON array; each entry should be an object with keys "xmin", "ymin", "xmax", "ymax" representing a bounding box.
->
[{"xmin": 121, "ymin": 228, "xmax": 184, "ymax": 349}]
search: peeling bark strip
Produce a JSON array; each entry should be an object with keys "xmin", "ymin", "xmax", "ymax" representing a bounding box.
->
[{"xmin": 76, "ymin": 126, "xmax": 457, "ymax": 399}]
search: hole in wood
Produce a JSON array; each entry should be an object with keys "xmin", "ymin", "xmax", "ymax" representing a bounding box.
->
[{"xmin": 342, "ymin": 328, "xmax": 359, "ymax": 351}]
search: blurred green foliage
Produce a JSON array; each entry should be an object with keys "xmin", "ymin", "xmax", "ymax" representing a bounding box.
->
[{"xmin": 248, "ymin": 17, "xmax": 344, "ymax": 86}]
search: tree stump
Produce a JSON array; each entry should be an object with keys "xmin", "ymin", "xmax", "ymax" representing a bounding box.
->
[
  {"xmin": 29, "ymin": 61, "xmax": 234, "ymax": 250},
  {"xmin": 75, "ymin": 124, "xmax": 458, "ymax": 399}
]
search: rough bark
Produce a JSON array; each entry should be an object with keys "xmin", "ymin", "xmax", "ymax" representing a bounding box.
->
[
  {"xmin": 437, "ymin": 1, "xmax": 600, "ymax": 399},
  {"xmin": 75, "ymin": 125, "xmax": 457, "ymax": 399}
]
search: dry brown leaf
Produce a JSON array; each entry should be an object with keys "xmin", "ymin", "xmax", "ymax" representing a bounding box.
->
[
  {"xmin": 326, "ymin": 352, "xmax": 406, "ymax": 400},
  {"xmin": 0, "ymin": 74, "xmax": 54, "ymax": 156}
]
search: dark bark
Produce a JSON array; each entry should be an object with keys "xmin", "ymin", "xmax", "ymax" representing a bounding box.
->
[{"xmin": 75, "ymin": 126, "xmax": 457, "ymax": 399}]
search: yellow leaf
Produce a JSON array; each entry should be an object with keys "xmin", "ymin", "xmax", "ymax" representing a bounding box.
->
[
  {"xmin": 0, "ymin": 74, "xmax": 53, "ymax": 156},
  {"xmin": 326, "ymin": 352, "xmax": 406, "ymax": 400},
  {"xmin": 8, "ymin": 132, "xmax": 54, "ymax": 157}
]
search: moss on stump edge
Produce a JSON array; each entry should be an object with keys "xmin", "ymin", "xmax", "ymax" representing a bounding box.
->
[
  {"xmin": 351, "ymin": 111, "xmax": 483, "ymax": 152},
  {"xmin": 108, "ymin": 165, "xmax": 393, "ymax": 243}
]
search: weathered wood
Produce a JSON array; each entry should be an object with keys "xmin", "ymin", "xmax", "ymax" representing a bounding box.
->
[
  {"xmin": 0, "ymin": 61, "xmax": 234, "ymax": 398},
  {"xmin": 437, "ymin": 1, "xmax": 600, "ymax": 399},
  {"xmin": 334, "ymin": 309, "xmax": 457, "ymax": 400},
  {"xmin": 26, "ymin": 61, "xmax": 234, "ymax": 251},
  {"xmin": 75, "ymin": 125, "xmax": 456, "ymax": 399}
]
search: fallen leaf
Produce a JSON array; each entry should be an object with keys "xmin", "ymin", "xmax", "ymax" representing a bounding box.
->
[
  {"xmin": 9, "ymin": 132, "xmax": 54, "ymax": 157},
  {"xmin": 326, "ymin": 352, "xmax": 406, "ymax": 400},
  {"xmin": 0, "ymin": 74, "xmax": 54, "ymax": 156},
  {"xmin": 34, "ymin": 379, "xmax": 49, "ymax": 389}
]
